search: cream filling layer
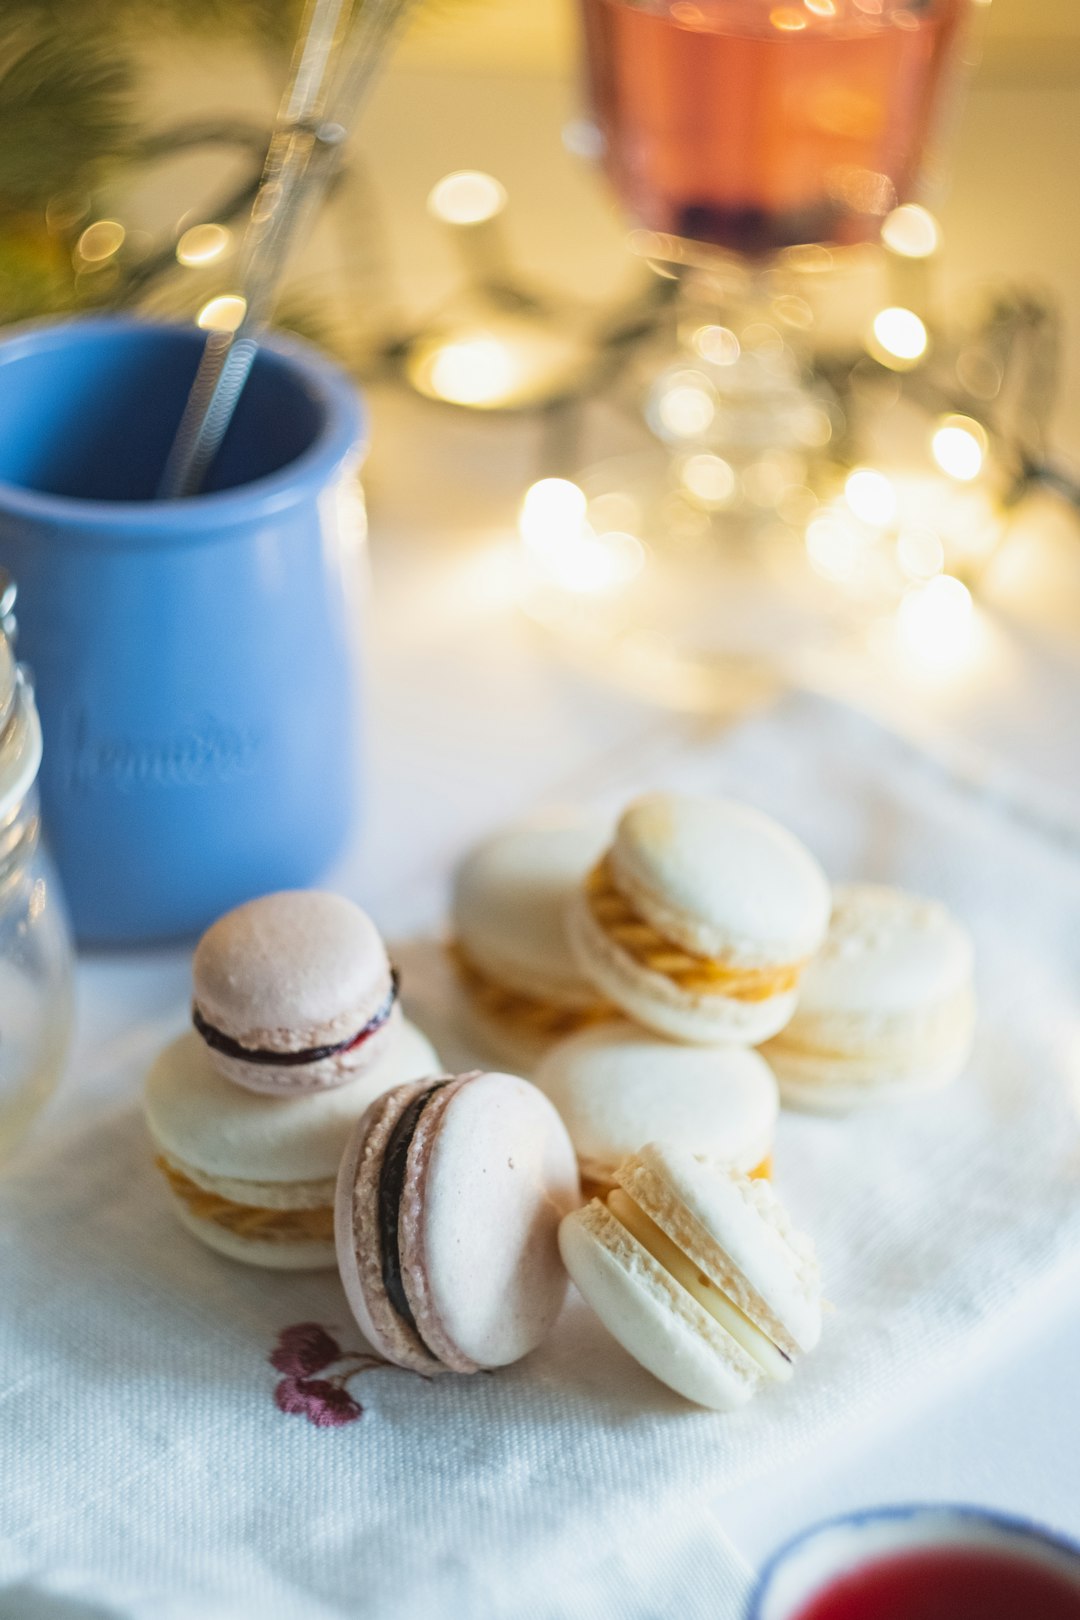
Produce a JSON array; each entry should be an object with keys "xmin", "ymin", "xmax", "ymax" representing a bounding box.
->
[
  {"xmin": 451, "ymin": 943, "xmax": 612, "ymax": 1038},
  {"xmin": 606, "ymin": 1188, "xmax": 792, "ymax": 1382},
  {"xmin": 585, "ymin": 860, "xmax": 803, "ymax": 1002}
]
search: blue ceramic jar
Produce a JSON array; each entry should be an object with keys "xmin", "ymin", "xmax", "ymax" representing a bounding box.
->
[{"xmin": 0, "ymin": 317, "xmax": 366, "ymax": 943}]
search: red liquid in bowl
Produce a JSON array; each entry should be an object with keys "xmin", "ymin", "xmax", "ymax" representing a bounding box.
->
[{"xmin": 793, "ymin": 1548, "xmax": 1080, "ymax": 1620}]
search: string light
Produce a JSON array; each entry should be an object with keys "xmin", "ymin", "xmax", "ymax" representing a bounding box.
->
[
  {"xmin": 881, "ymin": 204, "xmax": 940, "ymax": 259},
  {"xmin": 652, "ymin": 374, "xmax": 716, "ymax": 439},
  {"xmin": 427, "ymin": 171, "xmax": 506, "ymax": 226},
  {"xmin": 693, "ymin": 325, "xmax": 740, "ymax": 366},
  {"xmin": 680, "ymin": 453, "xmax": 736, "ymax": 508},
  {"xmin": 845, "ymin": 467, "xmax": 897, "ymax": 527},
  {"xmin": 425, "ymin": 335, "xmax": 517, "ymax": 407},
  {"xmin": 519, "ymin": 479, "xmax": 644, "ymax": 595},
  {"xmin": 931, "ymin": 415, "xmax": 987, "ymax": 482},
  {"xmin": 177, "ymin": 223, "xmax": 231, "ymax": 266},
  {"xmin": 896, "ymin": 575, "xmax": 974, "ymax": 668},
  {"xmin": 870, "ymin": 307, "xmax": 929, "ymax": 366},
  {"xmin": 76, "ymin": 220, "xmax": 125, "ymax": 263},
  {"xmin": 520, "ymin": 478, "xmax": 587, "ymax": 548},
  {"xmin": 196, "ymin": 293, "xmax": 247, "ymax": 332}
]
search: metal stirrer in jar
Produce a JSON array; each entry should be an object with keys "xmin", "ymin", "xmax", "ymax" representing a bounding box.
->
[{"xmin": 157, "ymin": 0, "xmax": 413, "ymax": 500}]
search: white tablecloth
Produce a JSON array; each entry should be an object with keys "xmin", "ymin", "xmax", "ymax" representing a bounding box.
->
[{"xmin": 3, "ymin": 692, "xmax": 1080, "ymax": 1619}]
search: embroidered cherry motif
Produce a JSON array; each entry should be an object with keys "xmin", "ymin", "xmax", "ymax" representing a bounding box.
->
[{"xmin": 269, "ymin": 1322, "xmax": 390, "ymax": 1428}]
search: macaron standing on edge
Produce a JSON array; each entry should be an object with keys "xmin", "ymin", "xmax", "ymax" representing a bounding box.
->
[
  {"xmin": 560, "ymin": 1144, "xmax": 822, "ymax": 1411},
  {"xmin": 335, "ymin": 1071, "xmax": 580, "ymax": 1374},
  {"xmin": 567, "ymin": 793, "xmax": 831, "ymax": 1045},
  {"xmin": 534, "ymin": 1021, "xmax": 778, "ymax": 1195},
  {"xmin": 762, "ymin": 882, "xmax": 977, "ymax": 1112},
  {"xmin": 450, "ymin": 811, "xmax": 615, "ymax": 1069},
  {"xmin": 192, "ymin": 890, "xmax": 402, "ymax": 1095},
  {"xmin": 145, "ymin": 1019, "xmax": 441, "ymax": 1269}
]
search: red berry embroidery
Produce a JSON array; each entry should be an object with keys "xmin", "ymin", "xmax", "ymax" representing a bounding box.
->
[{"xmin": 269, "ymin": 1323, "xmax": 406, "ymax": 1428}]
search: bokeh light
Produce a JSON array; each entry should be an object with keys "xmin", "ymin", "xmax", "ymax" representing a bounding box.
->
[
  {"xmin": 196, "ymin": 294, "xmax": 247, "ymax": 332},
  {"xmin": 881, "ymin": 204, "xmax": 940, "ymax": 259},
  {"xmin": 871, "ymin": 307, "xmax": 929, "ymax": 365},
  {"xmin": 845, "ymin": 467, "xmax": 898, "ymax": 527},
  {"xmin": 931, "ymin": 415, "xmax": 988, "ymax": 482},
  {"xmin": 177, "ymin": 223, "xmax": 231, "ymax": 266},
  {"xmin": 897, "ymin": 575, "xmax": 975, "ymax": 667},
  {"xmin": 427, "ymin": 336, "xmax": 516, "ymax": 405},
  {"xmin": 77, "ymin": 220, "xmax": 125, "ymax": 263},
  {"xmin": 427, "ymin": 171, "xmax": 507, "ymax": 226}
]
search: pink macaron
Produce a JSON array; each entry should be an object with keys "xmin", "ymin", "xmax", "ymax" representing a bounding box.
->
[
  {"xmin": 192, "ymin": 890, "xmax": 401, "ymax": 1096},
  {"xmin": 335, "ymin": 1072, "xmax": 580, "ymax": 1375}
]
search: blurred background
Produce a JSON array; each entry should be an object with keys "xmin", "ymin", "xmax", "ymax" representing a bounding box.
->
[{"xmin": 2, "ymin": 0, "xmax": 1079, "ymax": 740}]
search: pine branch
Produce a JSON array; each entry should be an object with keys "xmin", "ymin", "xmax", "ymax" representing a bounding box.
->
[{"xmin": 0, "ymin": 33, "xmax": 134, "ymax": 208}]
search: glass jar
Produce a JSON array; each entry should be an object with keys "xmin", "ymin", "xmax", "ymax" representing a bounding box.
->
[{"xmin": 0, "ymin": 578, "xmax": 73, "ymax": 1161}]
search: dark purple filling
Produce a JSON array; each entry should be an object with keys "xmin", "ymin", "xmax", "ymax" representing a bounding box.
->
[
  {"xmin": 376, "ymin": 1082, "xmax": 449, "ymax": 1339},
  {"xmin": 193, "ymin": 968, "xmax": 399, "ymax": 1068}
]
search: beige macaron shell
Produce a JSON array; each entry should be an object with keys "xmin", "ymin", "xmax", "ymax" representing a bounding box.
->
[
  {"xmin": 335, "ymin": 1079, "xmax": 459, "ymax": 1375},
  {"xmin": 533, "ymin": 1022, "xmax": 778, "ymax": 1186},
  {"xmin": 453, "ymin": 811, "xmax": 613, "ymax": 1007},
  {"xmin": 609, "ymin": 794, "xmax": 831, "ymax": 966},
  {"xmin": 786, "ymin": 883, "xmax": 974, "ymax": 1017},
  {"xmin": 192, "ymin": 890, "xmax": 395, "ymax": 1089},
  {"xmin": 619, "ymin": 1143, "xmax": 822, "ymax": 1356},
  {"xmin": 145, "ymin": 1021, "xmax": 440, "ymax": 1190},
  {"xmin": 408, "ymin": 1073, "xmax": 580, "ymax": 1368},
  {"xmin": 769, "ymin": 989, "xmax": 976, "ymax": 1112},
  {"xmin": 567, "ymin": 889, "xmax": 799, "ymax": 1045},
  {"xmin": 170, "ymin": 1204, "xmax": 338, "ymax": 1271},
  {"xmin": 763, "ymin": 883, "xmax": 976, "ymax": 1109},
  {"xmin": 559, "ymin": 1200, "xmax": 762, "ymax": 1410}
]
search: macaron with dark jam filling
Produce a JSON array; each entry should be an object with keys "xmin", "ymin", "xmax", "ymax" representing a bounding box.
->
[
  {"xmin": 335, "ymin": 1072, "xmax": 580, "ymax": 1375},
  {"xmin": 192, "ymin": 890, "xmax": 401, "ymax": 1096}
]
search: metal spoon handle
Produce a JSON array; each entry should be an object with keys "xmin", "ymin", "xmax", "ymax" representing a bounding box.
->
[{"xmin": 158, "ymin": 0, "xmax": 410, "ymax": 499}]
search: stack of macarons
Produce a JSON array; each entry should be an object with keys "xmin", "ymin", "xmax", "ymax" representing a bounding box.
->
[
  {"xmin": 138, "ymin": 788, "xmax": 979, "ymax": 1416},
  {"xmin": 450, "ymin": 793, "xmax": 832, "ymax": 1190},
  {"xmin": 145, "ymin": 889, "xmax": 438, "ymax": 1270},
  {"xmin": 142, "ymin": 889, "xmax": 589, "ymax": 1382},
  {"xmin": 438, "ymin": 790, "xmax": 977, "ymax": 1407}
]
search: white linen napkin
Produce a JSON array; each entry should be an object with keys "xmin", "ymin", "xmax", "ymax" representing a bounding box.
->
[{"xmin": 2, "ymin": 691, "xmax": 1080, "ymax": 1620}]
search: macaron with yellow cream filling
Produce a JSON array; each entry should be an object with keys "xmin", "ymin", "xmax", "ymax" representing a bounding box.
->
[
  {"xmin": 567, "ymin": 793, "xmax": 830, "ymax": 1045},
  {"xmin": 145, "ymin": 1019, "xmax": 440, "ymax": 1269},
  {"xmin": 450, "ymin": 811, "xmax": 615, "ymax": 1067}
]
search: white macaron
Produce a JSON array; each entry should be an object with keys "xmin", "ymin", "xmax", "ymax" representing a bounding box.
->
[
  {"xmin": 567, "ymin": 793, "xmax": 830, "ymax": 1045},
  {"xmin": 762, "ymin": 882, "xmax": 976, "ymax": 1112},
  {"xmin": 560, "ymin": 1143, "xmax": 822, "ymax": 1411},
  {"xmin": 451, "ymin": 810, "xmax": 614, "ymax": 1068},
  {"xmin": 533, "ymin": 1022, "xmax": 777, "ymax": 1192},
  {"xmin": 145, "ymin": 1019, "xmax": 440, "ymax": 1269}
]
